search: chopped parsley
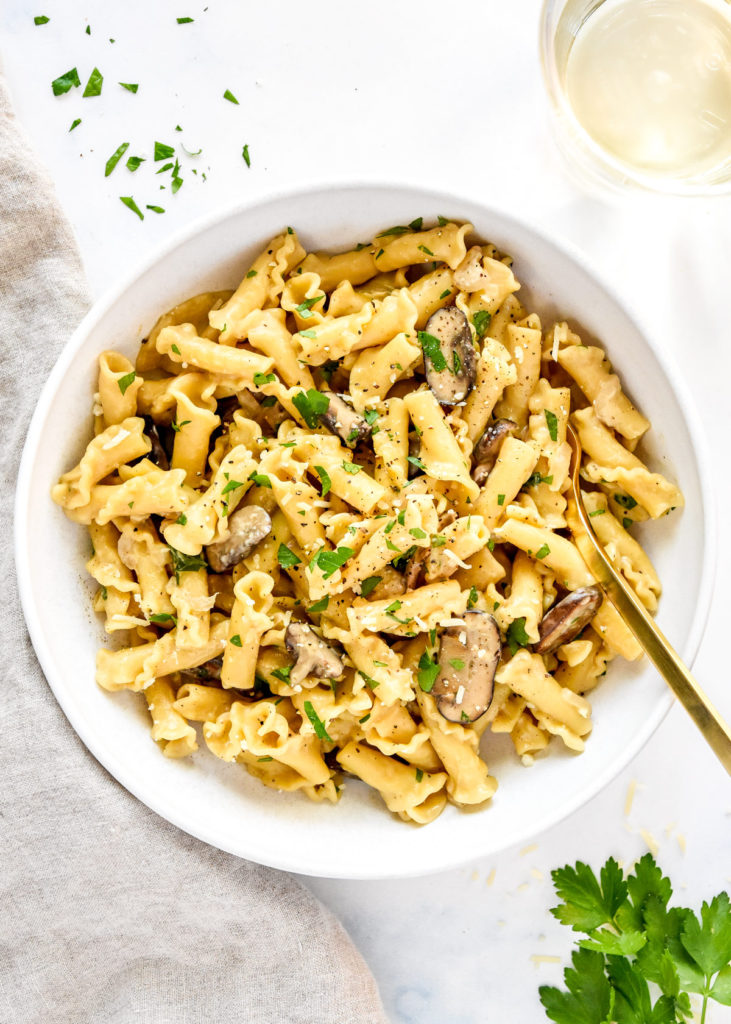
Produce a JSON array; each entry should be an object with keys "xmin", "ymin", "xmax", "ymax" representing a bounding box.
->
[
  {"xmin": 623, "ymin": 517, "xmax": 633, "ymax": 530},
  {"xmin": 535, "ymin": 543, "xmax": 551, "ymax": 559},
  {"xmin": 377, "ymin": 224, "xmax": 411, "ymax": 237},
  {"xmin": 223, "ymin": 89, "xmax": 239, "ymax": 104},
  {"xmin": 82, "ymin": 67, "xmax": 103, "ymax": 97},
  {"xmin": 439, "ymin": 288, "xmax": 451, "ymax": 300},
  {"xmin": 310, "ymin": 546, "xmax": 354, "ymax": 580},
  {"xmin": 341, "ymin": 461, "xmax": 361, "ymax": 475},
  {"xmin": 417, "ymin": 651, "xmax": 440, "ymax": 692},
  {"xmin": 253, "ymin": 372, "xmax": 276, "ymax": 386},
  {"xmin": 242, "ymin": 144, "xmax": 251, "ymax": 167},
  {"xmin": 119, "ymin": 196, "xmax": 144, "ymax": 220},
  {"xmin": 359, "ymin": 713, "xmax": 371, "ymax": 724},
  {"xmin": 34, "ymin": 15, "xmax": 50, "ymax": 25},
  {"xmin": 149, "ymin": 613, "xmax": 177, "ymax": 626},
  {"xmin": 418, "ymin": 330, "xmax": 447, "ymax": 372},
  {"xmin": 126, "ymin": 156, "xmax": 145, "ymax": 172},
  {"xmin": 229, "ymin": 634, "xmax": 243, "ymax": 647},
  {"xmin": 407, "ymin": 455, "xmax": 427, "ymax": 472},
  {"xmin": 360, "ymin": 575, "xmax": 382, "ymax": 598},
  {"xmin": 437, "ymin": 215, "xmax": 449, "ymax": 226},
  {"xmin": 472, "ymin": 310, "xmax": 492, "ymax": 340},
  {"xmin": 497, "ymin": 494, "xmax": 505, "ymax": 506},
  {"xmin": 409, "ymin": 527, "xmax": 427, "ymax": 539},
  {"xmin": 614, "ymin": 493, "xmax": 638, "ymax": 510},
  {"xmin": 176, "ymin": 16, "xmax": 194, "ymax": 23},
  {"xmin": 295, "ymin": 295, "xmax": 324, "ymax": 318},
  {"xmin": 314, "ymin": 465, "xmax": 331, "ymax": 496},
  {"xmin": 246, "ymin": 269, "xmax": 258, "ymax": 279},
  {"xmin": 52, "ymin": 68, "xmax": 80, "ymax": 96},
  {"xmin": 171, "ymin": 418, "xmax": 190, "ymax": 431},
  {"xmin": 270, "ymin": 665, "xmax": 292, "ymax": 683},
  {"xmin": 117, "ymin": 371, "xmax": 136, "ymax": 395},
  {"xmin": 304, "ymin": 700, "xmax": 332, "ymax": 742},
  {"xmin": 418, "ymin": 244, "xmax": 434, "ymax": 256},
  {"xmin": 588, "ymin": 508, "xmax": 606, "ymax": 517},
  {"xmin": 506, "ymin": 617, "xmax": 531, "ymax": 656},
  {"xmin": 277, "ymin": 543, "xmax": 301, "ymax": 568},
  {"xmin": 104, "ymin": 142, "xmax": 129, "ymax": 177},
  {"xmin": 168, "ymin": 546, "xmax": 208, "ymax": 583},
  {"xmin": 247, "ymin": 471, "xmax": 271, "ymax": 489},
  {"xmin": 119, "ymin": 82, "xmax": 138, "ymax": 93},
  {"xmin": 69, "ymin": 118, "xmax": 81, "ymax": 132},
  {"xmin": 431, "ymin": 534, "xmax": 446, "ymax": 547},
  {"xmin": 220, "ymin": 479, "xmax": 244, "ymax": 496},
  {"xmin": 449, "ymin": 658, "xmax": 465, "ymax": 671},
  {"xmin": 545, "ymin": 409, "xmax": 559, "ymax": 442},
  {"xmin": 467, "ymin": 585, "xmax": 479, "ymax": 609},
  {"xmin": 292, "ymin": 388, "xmax": 329, "ymax": 428},
  {"xmin": 154, "ymin": 141, "xmax": 175, "ymax": 161},
  {"xmin": 175, "ymin": 513, "xmax": 187, "ymax": 526},
  {"xmin": 308, "ymin": 596, "xmax": 329, "ymax": 614},
  {"xmin": 415, "ymin": 768, "xmax": 424, "ymax": 783}
]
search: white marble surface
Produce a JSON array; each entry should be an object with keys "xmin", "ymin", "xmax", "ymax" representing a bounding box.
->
[{"xmin": 2, "ymin": 1, "xmax": 730, "ymax": 1020}]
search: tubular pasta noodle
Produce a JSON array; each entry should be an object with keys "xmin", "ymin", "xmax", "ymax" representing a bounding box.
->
[{"xmin": 53, "ymin": 216, "xmax": 681, "ymax": 825}]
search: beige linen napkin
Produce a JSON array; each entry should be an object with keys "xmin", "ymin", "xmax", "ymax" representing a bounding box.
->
[{"xmin": 1, "ymin": 75, "xmax": 388, "ymax": 1024}]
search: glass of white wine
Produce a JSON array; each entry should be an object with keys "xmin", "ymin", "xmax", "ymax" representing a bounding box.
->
[{"xmin": 540, "ymin": 0, "xmax": 731, "ymax": 194}]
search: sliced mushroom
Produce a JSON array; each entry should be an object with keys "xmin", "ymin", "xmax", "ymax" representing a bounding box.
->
[
  {"xmin": 182, "ymin": 657, "xmax": 223, "ymax": 683},
  {"xmin": 367, "ymin": 566, "xmax": 407, "ymax": 600},
  {"xmin": 320, "ymin": 391, "xmax": 372, "ymax": 446},
  {"xmin": 144, "ymin": 417, "xmax": 170, "ymax": 471},
  {"xmin": 472, "ymin": 418, "xmax": 518, "ymax": 485},
  {"xmin": 433, "ymin": 611, "xmax": 501, "ymax": 723},
  {"xmin": 206, "ymin": 505, "xmax": 272, "ymax": 573},
  {"xmin": 423, "ymin": 307, "xmax": 477, "ymax": 405},
  {"xmin": 534, "ymin": 585, "xmax": 603, "ymax": 655},
  {"xmin": 285, "ymin": 623, "xmax": 344, "ymax": 686},
  {"xmin": 403, "ymin": 547, "xmax": 428, "ymax": 589}
]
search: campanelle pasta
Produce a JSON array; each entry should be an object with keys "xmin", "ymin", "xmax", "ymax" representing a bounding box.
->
[{"xmin": 52, "ymin": 218, "xmax": 683, "ymax": 824}]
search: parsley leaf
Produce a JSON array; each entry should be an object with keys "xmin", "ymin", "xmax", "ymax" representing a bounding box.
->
[
  {"xmin": 545, "ymin": 409, "xmax": 559, "ymax": 442},
  {"xmin": 242, "ymin": 143, "xmax": 251, "ymax": 167},
  {"xmin": 292, "ymin": 388, "xmax": 329, "ymax": 429},
  {"xmin": 149, "ymin": 613, "xmax": 176, "ymax": 626},
  {"xmin": 472, "ymin": 310, "xmax": 492, "ymax": 340},
  {"xmin": 418, "ymin": 330, "xmax": 447, "ymax": 372},
  {"xmin": 119, "ymin": 82, "xmax": 138, "ymax": 93},
  {"xmin": 177, "ymin": 16, "xmax": 194, "ymax": 23},
  {"xmin": 247, "ymin": 471, "xmax": 271, "ymax": 489},
  {"xmin": 310, "ymin": 546, "xmax": 354, "ymax": 580},
  {"xmin": 304, "ymin": 700, "xmax": 332, "ymax": 742},
  {"xmin": 69, "ymin": 118, "xmax": 81, "ymax": 131},
  {"xmin": 417, "ymin": 651, "xmax": 440, "ymax": 692},
  {"xmin": 308, "ymin": 596, "xmax": 329, "ymax": 614},
  {"xmin": 119, "ymin": 196, "xmax": 144, "ymax": 220},
  {"xmin": 277, "ymin": 543, "xmax": 301, "ymax": 568},
  {"xmin": 407, "ymin": 455, "xmax": 427, "ymax": 472},
  {"xmin": 314, "ymin": 465, "xmax": 331, "ymax": 496},
  {"xmin": 154, "ymin": 141, "xmax": 175, "ymax": 161},
  {"xmin": 539, "ymin": 947, "xmax": 613, "ymax": 1024},
  {"xmin": 506, "ymin": 617, "xmax": 531, "ymax": 656},
  {"xmin": 34, "ymin": 15, "xmax": 50, "ymax": 25},
  {"xmin": 104, "ymin": 142, "xmax": 129, "ymax": 177},
  {"xmin": 360, "ymin": 575, "xmax": 382, "ymax": 598},
  {"xmin": 223, "ymin": 89, "xmax": 239, "ymax": 104},
  {"xmin": 82, "ymin": 67, "xmax": 103, "ymax": 97},
  {"xmin": 126, "ymin": 155, "xmax": 145, "ymax": 171},
  {"xmin": 168, "ymin": 546, "xmax": 208, "ymax": 583},
  {"xmin": 117, "ymin": 371, "xmax": 136, "ymax": 395},
  {"xmin": 52, "ymin": 68, "xmax": 80, "ymax": 96},
  {"xmin": 146, "ymin": 204, "xmax": 165, "ymax": 214}
]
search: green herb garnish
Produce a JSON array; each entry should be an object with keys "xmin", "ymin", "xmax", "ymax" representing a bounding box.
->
[
  {"xmin": 119, "ymin": 82, "xmax": 138, "ymax": 93},
  {"xmin": 308, "ymin": 596, "xmax": 329, "ymax": 614},
  {"xmin": 614, "ymin": 493, "xmax": 638, "ymax": 510},
  {"xmin": 176, "ymin": 16, "xmax": 194, "ymax": 23},
  {"xmin": 304, "ymin": 700, "xmax": 332, "ymax": 742},
  {"xmin": 295, "ymin": 295, "xmax": 324, "ymax": 318},
  {"xmin": 360, "ymin": 576, "xmax": 382, "ymax": 598},
  {"xmin": 253, "ymin": 372, "xmax": 276, "ymax": 386},
  {"xmin": 472, "ymin": 310, "xmax": 492, "ymax": 340},
  {"xmin": 418, "ymin": 330, "xmax": 447, "ymax": 372},
  {"xmin": 545, "ymin": 409, "xmax": 559, "ymax": 442},
  {"xmin": 342, "ymin": 462, "xmax": 361, "ymax": 475},
  {"xmin": 82, "ymin": 67, "xmax": 103, "ymax": 97},
  {"xmin": 417, "ymin": 652, "xmax": 440, "ymax": 692},
  {"xmin": 69, "ymin": 118, "xmax": 81, "ymax": 131},
  {"xmin": 168, "ymin": 546, "xmax": 208, "ymax": 583},
  {"xmin": 126, "ymin": 155, "xmax": 145, "ymax": 171},
  {"xmin": 314, "ymin": 465, "xmax": 331, "ymax": 497},
  {"xmin": 506, "ymin": 617, "xmax": 531, "ymax": 656},
  {"xmin": 117, "ymin": 371, "xmax": 136, "ymax": 395},
  {"xmin": 292, "ymin": 388, "xmax": 329, "ymax": 428},
  {"xmin": 104, "ymin": 142, "xmax": 129, "ymax": 177},
  {"xmin": 242, "ymin": 143, "xmax": 251, "ymax": 167},
  {"xmin": 223, "ymin": 89, "xmax": 239, "ymax": 104},
  {"xmin": 149, "ymin": 613, "xmax": 177, "ymax": 626},
  {"xmin": 119, "ymin": 196, "xmax": 144, "ymax": 220},
  {"xmin": 154, "ymin": 141, "xmax": 175, "ymax": 161},
  {"xmin": 277, "ymin": 543, "xmax": 301, "ymax": 568},
  {"xmin": 34, "ymin": 15, "xmax": 50, "ymax": 25},
  {"xmin": 229, "ymin": 634, "xmax": 242, "ymax": 647},
  {"xmin": 536, "ymin": 544, "xmax": 551, "ymax": 559},
  {"xmin": 310, "ymin": 546, "xmax": 354, "ymax": 580},
  {"xmin": 247, "ymin": 471, "xmax": 271, "ymax": 489},
  {"xmin": 407, "ymin": 455, "xmax": 427, "ymax": 472},
  {"xmin": 467, "ymin": 585, "xmax": 479, "ymax": 609},
  {"xmin": 52, "ymin": 68, "xmax": 80, "ymax": 96}
]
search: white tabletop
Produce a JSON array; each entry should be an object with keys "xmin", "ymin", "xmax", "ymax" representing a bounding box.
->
[{"xmin": 3, "ymin": 1, "xmax": 730, "ymax": 1020}]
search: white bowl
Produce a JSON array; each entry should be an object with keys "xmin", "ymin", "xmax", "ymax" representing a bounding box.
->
[{"xmin": 15, "ymin": 184, "xmax": 715, "ymax": 879}]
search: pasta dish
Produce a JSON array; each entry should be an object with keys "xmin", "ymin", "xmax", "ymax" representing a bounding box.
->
[{"xmin": 52, "ymin": 218, "xmax": 683, "ymax": 824}]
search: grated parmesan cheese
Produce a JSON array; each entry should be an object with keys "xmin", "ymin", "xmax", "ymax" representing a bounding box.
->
[{"xmin": 101, "ymin": 428, "xmax": 130, "ymax": 450}]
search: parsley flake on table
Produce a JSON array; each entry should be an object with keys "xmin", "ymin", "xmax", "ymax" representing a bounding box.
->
[
  {"xmin": 223, "ymin": 89, "xmax": 239, "ymax": 104},
  {"xmin": 119, "ymin": 196, "xmax": 144, "ymax": 220},
  {"xmin": 104, "ymin": 142, "xmax": 129, "ymax": 177},
  {"xmin": 69, "ymin": 118, "xmax": 81, "ymax": 132},
  {"xmin": 126, "ymin": 156, "xmax": 145, "ymax": 171},
  {"xmin": 119, "ymin": 82, "xmax": 138, "ymax": 93},
  {"xmin": 242, "ymin": 143, "xmax": 251, "ymax": 167},
  {"xmin": 176, "ymin": 16, "xmax": 194, "ymax": 23},
  {"xmin": 154, "ymin": 141, "xmax": 175, "ymax": 161},
  {"xmin": 82, "ymin": 67, "xmax": 103, "ymax": 97},
  {"xmin": 34, "ymin": 15, "xmax": 50, "ymax": 25},
  {"xmin": 52, "ymin": 68, "xmax": 80, "ymax": 96}
]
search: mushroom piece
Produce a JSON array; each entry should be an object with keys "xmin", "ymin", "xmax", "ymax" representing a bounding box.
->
[
  {"xmin": 206, "ymin": 505, "xmax": 272, "ymax": 573},
  {"xmin": 285, "ymin": 623, "xmax": 344, "ymax": 686},
  {"xmin": 433, "ymin": 611, "xmax": 501, "ymax": 723},
  {"xmin": 319, "ymin": 391, "xmax": 372, "ymax": 447},
  {"xmin": 453, "ymin": 245, "xmax": 491, "ymax": 293},
  {"xmin": 422, "ymin": 307, "xmax": 477, "ymax": 405},
  {"xmin": 534, "ymin": 585, "xmax": 603, "ymax": 655},
  {"xmin": 144, "ymin": 417, "xmax": 170, "ymax": 471},
  {"xmin": 366, "ymin": 566, "xmax": 407, "ymax": 600},
  {"xmin": 471, "ymin": 418, "xmax": 518, "ymax": 485}
]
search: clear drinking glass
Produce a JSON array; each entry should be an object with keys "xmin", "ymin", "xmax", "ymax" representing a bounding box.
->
[{"xmin": 540, "ymin": 0, "xmax": 731, "ymax": 195}]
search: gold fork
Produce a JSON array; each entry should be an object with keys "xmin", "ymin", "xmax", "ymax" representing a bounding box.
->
[{"xmin": 565, "ymin": 422, "xmax": 731, "ymax": 774}]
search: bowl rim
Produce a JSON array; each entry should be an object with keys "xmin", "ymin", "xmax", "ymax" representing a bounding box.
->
[{"xmin": 14, "ymin": 181, "xmax": 718, "ymax": 877}]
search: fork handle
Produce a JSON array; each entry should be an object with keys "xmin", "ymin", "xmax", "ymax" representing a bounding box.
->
[{"xmin": 575, "ymin": 527, "xmax": 731, "ymax": 775}]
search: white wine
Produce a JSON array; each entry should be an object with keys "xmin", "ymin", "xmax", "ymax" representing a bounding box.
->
[{"xmin": 564, "ymin": 0, "xmax": 731, "ymax": 181}]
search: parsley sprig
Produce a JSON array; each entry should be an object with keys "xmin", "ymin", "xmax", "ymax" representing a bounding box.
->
[{"xmin": 540, "ymin": 854, "xmax": 731, "ymax": 1024}]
